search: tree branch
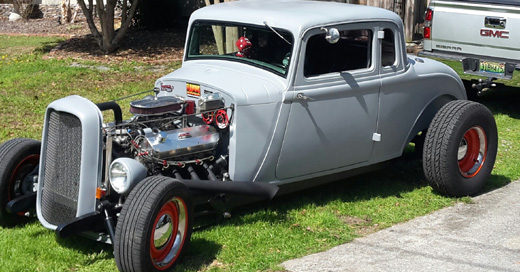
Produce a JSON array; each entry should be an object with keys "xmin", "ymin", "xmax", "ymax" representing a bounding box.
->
[
  {"xmin": 77, "ymin": 0, "xmax": 101, "ymax": 42},
  {"xmin": 96, "ymin": 0, "xmax": 105, "ymax": 28},
  {"xmin": 95, "ymin": 0, "xmax": 104, "ymax": 15},
  {"xmin": 113, "ymin": 0, "xmax": 139, "ymax": 46}
]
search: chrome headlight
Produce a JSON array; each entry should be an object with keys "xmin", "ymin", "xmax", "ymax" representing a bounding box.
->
[{"xmin": 109, "ymin": 158, "xmax": 147, "ymax": 195}]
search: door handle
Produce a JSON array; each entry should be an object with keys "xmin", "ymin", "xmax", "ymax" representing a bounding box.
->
[
  {"xmin": 485, "ymin": 17, "xmax": 506, "ymax": 29},
  {"xmin": 296, "ymin": 93, "xmax": 313, "ymax": 100}
]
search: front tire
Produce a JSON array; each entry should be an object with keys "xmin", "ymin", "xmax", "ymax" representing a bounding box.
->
[
  {"xmin": 114, "ymin": 176, "xmax": 193, "ymax": 272},
  {"xmin": 0, "ymin": 138, "xmax": 40, "ymax": 225},
  {"xmin": 423, "ymin": 100, "xmax": 497, "ymax": 196}
]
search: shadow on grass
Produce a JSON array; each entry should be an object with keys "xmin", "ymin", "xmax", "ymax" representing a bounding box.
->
[
  {"xmin": 174, "ymin": 238, "xmax": 222, "ymax": 272},
  {"xmin": 209, "ymin": 155, "xmax": 431, "ymax": 228},
  {"xmin": 463, "ymin": 79, "xmax": 520, "ymax": 119},
  {"xmin": 33, "ymin": 40, "xmax": 64, "ymax": 54},
  {"xmin": 57, "ymin": 234, "xmax": 223, "ymax": 271},
  {"xmin": 200, "ymin": 151, "xmax": 512, "ymax": 230},
  {"xmin": 0, "ymin": 215, "xmax": 37, "ymax": 229},
  {"xmin": 483, "ymin": 174, "xmax": 513, "ymax": 194},
  {"xmin": 56, "ymin": 235, "xmax": 113, "ymax": 258},
  {"xmin": 51, "ymin": 225, "xmax": 221, "ymax": 271}
]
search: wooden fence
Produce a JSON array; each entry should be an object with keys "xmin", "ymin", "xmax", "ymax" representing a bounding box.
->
[{"xmin": 330, "ymin": 0, "xmax": 427, "ymax": 42}]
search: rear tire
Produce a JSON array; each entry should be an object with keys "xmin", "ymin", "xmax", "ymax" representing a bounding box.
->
[
  {"xmin": 0, "ymin": 138, "xmax": 40, "ymax": 225},
  {"xmin": 114, "ymin": 176, "xmax": 193, "ymax": 272},
  {"xmin": 423, "ymin": 100, "xmax": 497, "ymax": 196}
]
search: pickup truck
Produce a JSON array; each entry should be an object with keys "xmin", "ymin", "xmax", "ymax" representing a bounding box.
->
[
  {"xmin": 421, "ymin": 0, "xmax": 520, "ymax": 93},
  {"xmin": 0, "ymin": 1, "xmax": 498, "ymax": 271}
]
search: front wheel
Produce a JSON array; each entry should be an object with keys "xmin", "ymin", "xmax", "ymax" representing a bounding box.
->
[
  {"xmin": 423, "ymin": 100, "xmax": 498, "ymax": 196},
  {"xmin": 0, "ymin": 138, "xmax": 40, "ymax": 225},
  {"xmin": 114, "ymin": 176, "xmax": 193, "ymax": 272}
]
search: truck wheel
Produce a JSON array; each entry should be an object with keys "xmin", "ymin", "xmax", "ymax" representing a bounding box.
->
[
  {"xmin": 114, "ymin": 176, "xmax": 193, "ymax": 272},
  {"xmin": 0, "ymin": 138, "xmax": 40, "ymax": 225},
  {"xmin": 423, "ymin": 100, "xmax": 497, "ymax": 196}
]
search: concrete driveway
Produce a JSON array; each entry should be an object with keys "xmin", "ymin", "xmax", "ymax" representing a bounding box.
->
[{"xmin": 283, "ymin": 180, "xmax": 520, "ymax": 272}]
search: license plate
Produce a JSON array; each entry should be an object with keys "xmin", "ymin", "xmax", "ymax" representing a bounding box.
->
[{"xmin": 479, "ymin": 61, "xmax": 506, "ymax": 76}]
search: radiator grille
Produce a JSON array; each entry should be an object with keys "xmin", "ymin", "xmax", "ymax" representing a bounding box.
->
[{"xmin": 41, "ymin": 110, "xmax": 82, "ymax": 226}]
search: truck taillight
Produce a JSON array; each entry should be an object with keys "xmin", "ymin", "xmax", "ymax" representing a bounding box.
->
[
  {"xmin": 424, "ymin": 8, "xmax": 433, "ymax": 39},
  {"xmin": 425, "ymin": 8, "xmax": 433, "ymax": 21},
  {"xmin": 424, "ymin": 27, "xmax": 431, "ymax": 39}
]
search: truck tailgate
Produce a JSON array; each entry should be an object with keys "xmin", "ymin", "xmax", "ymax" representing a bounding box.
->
[{"xmin": 429, "ymin": 1, "xmax": 520, "ymax": 62}]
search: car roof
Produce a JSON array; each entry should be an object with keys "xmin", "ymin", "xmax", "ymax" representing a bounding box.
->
[{"xmin": 189, "ymin": 0, "xmax": 403, "ymax": 35}]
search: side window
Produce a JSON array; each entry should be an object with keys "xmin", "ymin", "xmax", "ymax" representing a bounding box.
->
[
  {"xmin": 304, "ymin": 29, "xmax": 372, "ymax": 77},
  {"xmin": 382, "ymin": 29, "xmax": 396, "ymax": 67}
]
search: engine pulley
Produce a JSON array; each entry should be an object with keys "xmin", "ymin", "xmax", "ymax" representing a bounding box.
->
[
  {"xmin": 202, "ymin": 112, "xmax": 214, "ymax": 124},
  {"xmin": 215, "ymin": 110, "xmax": 229, "ymax": 129}
]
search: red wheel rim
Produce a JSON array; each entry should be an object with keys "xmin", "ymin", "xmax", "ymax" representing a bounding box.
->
[
  {"xmin": 150, "ymin": 197, "xmax": 188, "ymax": 270},
  {"xmin": 458, "ymin": 126, "xmax": 487, "ymax": 178},
  {"xmin": 7, "ymin": 154, "xmax": 39, "ymax": 202}
]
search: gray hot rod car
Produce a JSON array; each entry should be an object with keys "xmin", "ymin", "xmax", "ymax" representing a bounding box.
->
[{"xmin": 0, "ymin": 1, "xmax": 497, "ymax": 271}]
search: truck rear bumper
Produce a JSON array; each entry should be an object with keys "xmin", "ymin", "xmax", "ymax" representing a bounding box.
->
[
  {"xmin": 419, "ymin": 50, "xmax": 518, "ymax": 79},
  {"xmin": 419, "ymin": 49, "xmax": 520, "ymax": 65}
]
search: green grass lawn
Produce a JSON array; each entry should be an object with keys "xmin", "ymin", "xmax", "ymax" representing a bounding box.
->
[{"xmin": 0, "ymin": 35, "xmax": 519, "ymax": 272}]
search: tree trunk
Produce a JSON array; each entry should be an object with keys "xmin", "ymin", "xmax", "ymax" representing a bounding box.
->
[
  {"xmin": 223, "ymin": 0, "xmax": 238, "ymax": 54},
  {"xmin": 100, "ymin": 0, "xmax": 116, "ymax": 52},
  {"xmin": 77, "ymin": 0, "xmax": 102, "ymax": 44},
  {"xmin": 122, "ymin": 0, "xmax": 128, "ymax": 25},
  {"xmin": 12, "ymin": 1, "xmax": 20, "ymax": 14},
  {"xmin": 77, "ymin": 0, "xmax": 139, "ymax": 53},
  {"xmin": 113, "ymin": 0, "xmax": 139, "ymax": 49},
  {"xmin": 404, "ymin": 0, "xmax": 414, "ymax": 42},
  {"xmin": 225, "ymin": 26, "xmax": 238, "ymax": 53},
  {"xmin": 205, "ymin": 0, "xmax": 225, "ymax": 54},
  {"xmin": 204, "ymin": 0, "xmax": 239, "ymax": 54}
]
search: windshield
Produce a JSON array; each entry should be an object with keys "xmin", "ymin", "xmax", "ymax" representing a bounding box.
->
[{"xmin": 187, "ymin": 21, "xmax": 294, "ymax": 77}]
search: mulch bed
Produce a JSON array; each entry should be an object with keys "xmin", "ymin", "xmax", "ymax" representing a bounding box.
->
[{"xmin": 0, "ymin": 17, "xmax": 186, "ymax": 64}]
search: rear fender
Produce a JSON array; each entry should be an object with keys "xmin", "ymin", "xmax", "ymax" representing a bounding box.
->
[{"xmin": 405, "ymin": 95, "xmax": 457, "ymax": 144}]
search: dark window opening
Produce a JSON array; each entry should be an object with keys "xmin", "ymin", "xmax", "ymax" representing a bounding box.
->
[
  {"xmin": 304, "ymin": 29, "xmax": 372, "ymax": 77},
  {"xmin": 382, "ymin": 29, "xmax": 396, "ymax": 67}
]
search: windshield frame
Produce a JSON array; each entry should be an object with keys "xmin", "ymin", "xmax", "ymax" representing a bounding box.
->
[{"xmin": 185, "ymin": 20, "xmax": 294, "ymax": 78}]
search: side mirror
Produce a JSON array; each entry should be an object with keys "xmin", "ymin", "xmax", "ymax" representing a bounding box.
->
[{"xmin": 321, "ymin": 27, "xmax": 340, "ymax": 44}]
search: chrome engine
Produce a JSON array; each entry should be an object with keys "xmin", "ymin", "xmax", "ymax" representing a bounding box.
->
[
  {"xmin": 139, "ymin": 126, "xmax": 220, "ymax": 159},
  {"xmin": 107, "ymin": 93, "xmax": 231, "ymax": 179}
]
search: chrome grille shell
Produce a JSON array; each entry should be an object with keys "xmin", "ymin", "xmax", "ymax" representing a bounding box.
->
[{"xmin": 36, "ymin": 96, "xmax": 104, "ymax": 230}]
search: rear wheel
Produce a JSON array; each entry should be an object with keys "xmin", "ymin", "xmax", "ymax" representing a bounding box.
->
[
  {"xmin": 423, "ymin": 100, "xmax": 497, "ymax": 196},
  {"xmin": 0, "ymin": 138, "xmax": 40, "ymax": 225},
  {"xmin": 114, "ymin": 176, "xmax": 193, "ymax": 272}
]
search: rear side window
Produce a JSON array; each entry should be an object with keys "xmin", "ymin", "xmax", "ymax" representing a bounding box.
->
[
  {"xmin": 304, "ymin": 29, "xmax": 372, "ymax": 77},
  {"xmin": 382, "ymin": 29, "xmax": 396, "ymax": 67}
]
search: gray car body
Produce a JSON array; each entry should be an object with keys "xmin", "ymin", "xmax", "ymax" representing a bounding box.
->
[
  {"xmin": 35, "ymin": 0, "xmax": 467, "ymax": 229},
  {"xmin": 155, "ymin": 0, "xmax": 466, "ymax": 185}
]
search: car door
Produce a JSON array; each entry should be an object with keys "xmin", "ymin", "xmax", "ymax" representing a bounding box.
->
[
  {"xmin": 370, "ymin": 23, "xmax": 414, "ymax": 161},
  {"xmin": 276, "ymin": 22, "xmax": 381, "ymax": 180}
]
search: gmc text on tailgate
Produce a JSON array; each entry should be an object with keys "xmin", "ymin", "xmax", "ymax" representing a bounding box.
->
[{"xmin": 421, "ymin": 0, "xmax": 520, "ymax": 94}]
